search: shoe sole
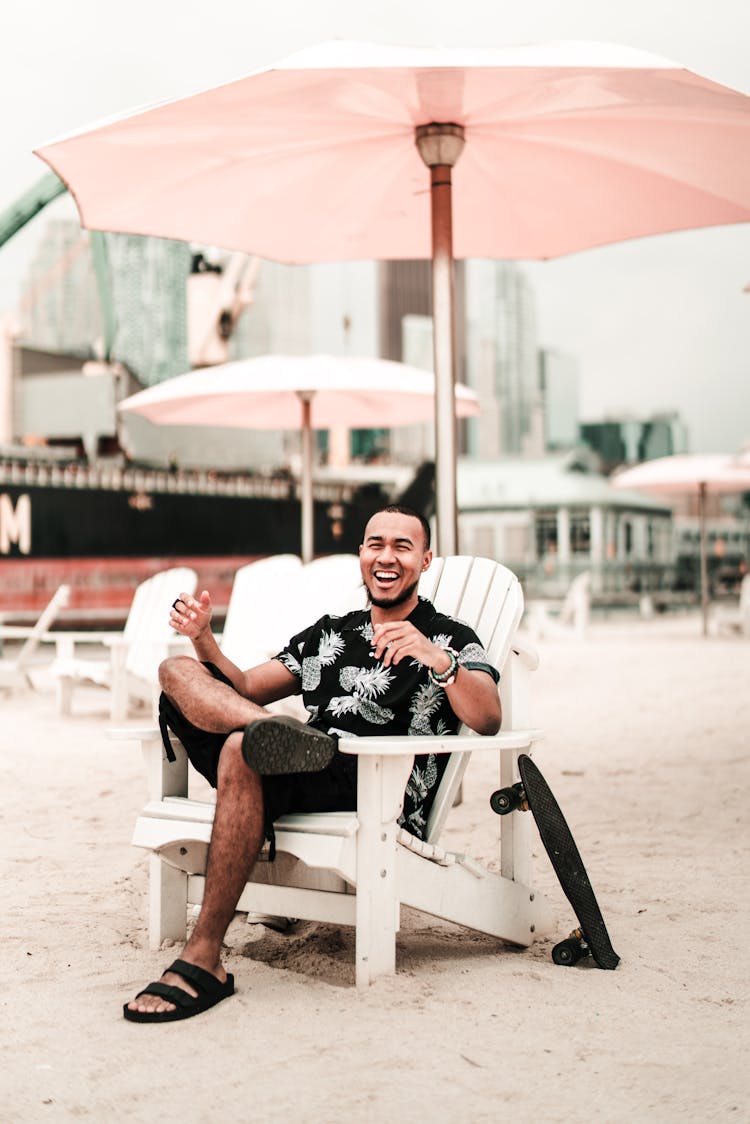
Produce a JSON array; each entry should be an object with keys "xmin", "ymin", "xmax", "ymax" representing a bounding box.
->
[{"xmin": 241, "ymin": 718, "xmax": 335, "ymax": 775}]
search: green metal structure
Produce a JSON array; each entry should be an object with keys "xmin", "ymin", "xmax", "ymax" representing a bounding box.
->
[{"xmin": 0, "ymin": 172, "xmax": 67, "ymax": 250}]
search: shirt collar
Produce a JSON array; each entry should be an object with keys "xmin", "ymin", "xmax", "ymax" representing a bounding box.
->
[{"xmin": 342, "ymin": 596, "xmax": 435, "ymax": 631}]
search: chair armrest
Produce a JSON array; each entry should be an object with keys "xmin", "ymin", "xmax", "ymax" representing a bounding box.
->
[
  {"xmin": 337, "ymin": 730, "xmax": 543, "ymax": 757},
  {"xmin": 511, "ymin": 636, "xmax": 539, "ymax": 671},
  {"xmin": 109, "ymin": 726, "xmax": 188, "ymax": 799},
  {"xmin": 51, "ymin": 630, "xmax": 123, "ymax": 659}
]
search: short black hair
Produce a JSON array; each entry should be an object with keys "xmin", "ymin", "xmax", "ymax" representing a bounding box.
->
[{"xmin": 370, "ymin": 504, "xmax": 431, "ymax": 550}]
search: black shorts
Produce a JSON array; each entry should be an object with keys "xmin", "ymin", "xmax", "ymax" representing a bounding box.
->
[{"xmin": 157, "ymin": 664, "xmax": 357, "ymax": 851}]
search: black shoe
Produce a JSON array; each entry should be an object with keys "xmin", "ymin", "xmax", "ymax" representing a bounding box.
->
[{"xmin": 241, "ymin": 716, "xmax": 336, "ymax": 775}]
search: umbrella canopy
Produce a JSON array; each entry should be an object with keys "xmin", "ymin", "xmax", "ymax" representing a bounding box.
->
[
  {"xmin": 612, "ymin": 454, "xmax": 750, "ymax": 634},
  {"xmin": 36, "ymin": 40, "xmax": 750, "ymax": 552},
  {"xmin": 118, "ymin": 353, "xmax": 479, "ymax": 562}
]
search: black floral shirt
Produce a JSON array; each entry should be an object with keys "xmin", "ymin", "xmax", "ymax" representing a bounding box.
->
[{"xmin": 273, "ymin": 597, "xmax": 499, "ymax": 839}]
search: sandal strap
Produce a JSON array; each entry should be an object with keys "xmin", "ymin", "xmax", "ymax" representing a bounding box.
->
[
  {"xmin": 134, "ymin": 981, "xmax": 195, "ymax": 1008},
  {"xmin": 168, "ymin": 959, "xmax": 230, "ymax": 1000}
]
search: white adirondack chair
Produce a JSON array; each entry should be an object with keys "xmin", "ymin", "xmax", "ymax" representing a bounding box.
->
[
  {"xmin": 283, "ymin": 554, "xmax": 365, "ymax": 634},
  {"xmin": 714, "ymin": 573, "xmax": 750, "ymax": 637},
  {"xmin": 0, "ymin": 584, "xmax": 70, "ymax": 691},
  {"xmin": 220, "ymin": 555, "xmax": 303, "ymax": 669},
  {"xmin": 524, "ymin": 570, "xmax": 591, "ymax": 641},
  {"xmin": 52, "ymin": 566, "xmax": 198, "ymax": 721},
  {"xmin": 221, "ymin": 555, "xmax": 364, "ymax": 669},
  {"xmin": 118, "ymin": 556, "xmax": 553, "ymax": 988}
]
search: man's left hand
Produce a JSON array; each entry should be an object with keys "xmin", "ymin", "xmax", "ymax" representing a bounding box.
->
[{"xmin": 371, "ymin": 620, "xmax": 452, "ymax": 675}]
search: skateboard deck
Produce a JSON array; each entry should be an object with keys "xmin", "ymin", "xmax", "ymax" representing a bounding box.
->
[{"xmin": 492, "ymin": 754, "xmax": 620, "ymax": 969}]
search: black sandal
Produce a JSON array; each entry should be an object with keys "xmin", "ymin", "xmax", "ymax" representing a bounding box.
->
[
  {"xmin": 242, "ymin": 716, "xmax": 336, "ymax": 775},
  {"xmin": 123, "ymin": 958, "xmax": 235, "ymax": 1023}
]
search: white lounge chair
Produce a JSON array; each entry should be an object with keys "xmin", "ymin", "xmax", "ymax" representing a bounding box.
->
[
  {"xmin": 714, "ymin": 573, "xmax": 750, "ymax": 637},
  {"xmin": 283, "ymin": 554, "xmax": 365, "ymax": 634},
  {"xmin": 119, "ymin": 555, "xmax": 552, "ymax": 988},
  {"xmin": 524, "ymin": 570, "xmax": 591, "ymax": 641},
  {"xmin": 52, "ymin": 566, "xmax": 198, "ymax": 721},
  {"xmin": 0, "ymin": 584, "xmax": 70, "ymax": 691},
  {"xmin": 220, "ymin": 555, "xmax": 303, "ymax": 669}
]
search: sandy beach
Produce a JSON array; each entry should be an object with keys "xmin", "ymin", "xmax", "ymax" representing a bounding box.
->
[{"xmin": 2, "ymin": 613, "xmax": 749, "ymax": 1123}]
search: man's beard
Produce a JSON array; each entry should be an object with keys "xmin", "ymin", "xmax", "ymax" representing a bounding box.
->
[{"xmin": 366, "ymin": 578, "xmax": 419, "ymax": 609}]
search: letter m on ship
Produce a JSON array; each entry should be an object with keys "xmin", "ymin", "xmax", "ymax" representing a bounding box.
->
[{"xmin": 0, "ymin": 493, "xmax": 31, "ymax": 554}]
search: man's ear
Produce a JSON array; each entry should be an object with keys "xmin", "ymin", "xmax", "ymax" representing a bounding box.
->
[{"xmin": 422, "ymin": 550, "xmax": 433, "ymax": 571}]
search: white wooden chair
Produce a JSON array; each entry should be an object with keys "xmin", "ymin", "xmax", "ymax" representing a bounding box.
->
[
  {"xmin": 714, "ymin": 573, "xmax": 750, "ymax": 638},
  {"xmin": 283, "ymin": 554, "xmax": 365, "ymax": 632},
  {"xmin": 0, "ymin": 584, "xmax": 70, "ymax": 691},
  {"xmin": 220, "ymin": 555, "xmax": 303, "ymax": 669},
  {"xmin": 52, "ymin": 566, "xmax": 198, "ymax": 721},
  {"xmin": 524, "ymin": 570, "xmax": 591, "ymax": 641},
  {"xmin": 118, "ymin": 556, "xmax": 553, "ymax": 988}
]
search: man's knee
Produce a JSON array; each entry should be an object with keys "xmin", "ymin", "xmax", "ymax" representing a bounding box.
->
[
  {"xmin": 159, "ymin": 654, "xmax": 200, "ymax": 694},
  {"xmin": 218, "ymin": 732, "xmax": 260, "ymax": 789}
]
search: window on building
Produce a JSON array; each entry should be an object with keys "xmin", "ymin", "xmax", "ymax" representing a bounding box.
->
[
  {"xmin": 535, "ymin": 513, "xmax": 557, "ymax": 558},
  {"xmin": 570, "ymin": 513, "xmax": 590, "ymax": 555},
  {"xmin": 623, "ymin": 520, "xmax": 633, "ymax": 555}
]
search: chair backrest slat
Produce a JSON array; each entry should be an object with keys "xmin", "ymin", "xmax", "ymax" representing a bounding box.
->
[
  {"xmin": 126, "ymin": 567, "xmax": 198, "ymax": 680},
  {"xmin": 423, "ymin": 556, "xmax": 524, "ymax": 844},
  {"xmin": 17, "ymin": 584, "xmax": 70, "ymax": 668},
  {"xmin": 222, "ymin": 555, "xmax": 302, "ymax": 666}
]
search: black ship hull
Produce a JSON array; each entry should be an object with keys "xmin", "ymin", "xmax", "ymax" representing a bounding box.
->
[{"xmin": 0, "ymin": 472, "xmax": 395, "ymax": 616}]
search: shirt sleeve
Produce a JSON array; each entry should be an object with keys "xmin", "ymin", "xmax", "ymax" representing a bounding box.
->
[
  {"xmin": 452, "ymin": 623, "xmax": 500, "ymax": 683},
  {"xmin": 272, "ymin": 621, "xmax": 317, "ymax": 680}
]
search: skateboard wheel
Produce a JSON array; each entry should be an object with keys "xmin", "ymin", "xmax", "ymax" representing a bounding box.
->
[
  {"xmin": 552, "ymin": 937, "xmax": 588, "ymax": 967},
  {"xmin": 490, "ymin": 785, "xmax": 523, "ymax": 815}
]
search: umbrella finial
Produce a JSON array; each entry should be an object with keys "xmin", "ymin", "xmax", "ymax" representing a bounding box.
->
[{"xmin": 415, "ymin": 123, "xmax": 465, "ymax": 168}]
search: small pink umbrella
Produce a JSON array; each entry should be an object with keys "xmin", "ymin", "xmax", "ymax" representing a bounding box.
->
[
  {"xmin": 35, "ymin": 41, "xmax": 750, "ymax": 554},
  {"xmin": 613, "ymin": 454, "xmax": 750, "ymax": 634},
  {"xmin": 117, "ymin": 353, "xmax": 479, "ymax": 562}
]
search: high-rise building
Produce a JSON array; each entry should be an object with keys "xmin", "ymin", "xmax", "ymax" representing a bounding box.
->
[
  {"xmin": 104, "ymin": 233, "xmax": 190, "ymax": 385},
  {"xmin": 580, "ymin": 412, "xmax": 689, "ymax": 473},
  {"xmin": 19, "ymin": 220, "xmax": 191, "ymax": 385},
  {"xmin": 19, "ymin": 220, "xmax": 102, "ymax": 357},
  {"xmin": 465, "ymin": 261, "xmax": 541, "ymax": 457},
  {"xmin": 539, "ymin": 349, "xmax": 581, "ymax": 450}
]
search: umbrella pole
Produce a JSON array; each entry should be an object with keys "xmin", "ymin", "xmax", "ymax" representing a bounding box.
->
[
  {"xmin": 416, "ymin": 125, "xmax": 465, "ymax": 557},
  {"xmin": 299, "ymin": 392, "xmax": 314, "ymax": 564},
  {"xmin": 699, "ymin": 481, "xmax": 709, "ymax": 636}
]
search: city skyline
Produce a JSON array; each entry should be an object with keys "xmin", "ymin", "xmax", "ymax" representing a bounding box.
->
[{"xmin": 2, "ymin": 0, "xmax": 749, "ymax": 455}]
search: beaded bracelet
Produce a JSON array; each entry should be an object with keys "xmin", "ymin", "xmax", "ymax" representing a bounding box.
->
[{"xmin": 428, "ymin": 647, "xmax": 459, "ymax": 687}]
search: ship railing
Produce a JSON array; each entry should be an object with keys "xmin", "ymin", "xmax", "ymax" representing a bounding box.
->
[{"xmin": 1, "ymin": 456, "xmax": 356, "ymax": 504}]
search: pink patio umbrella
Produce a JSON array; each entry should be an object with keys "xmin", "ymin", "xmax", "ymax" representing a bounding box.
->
[
  {"xmin": 612, "ymin": 454, "xmax": 750, "ymax": 635},
  {"xmin": 34, "ymin": 40, "xmax": 750, "ymax": 554},
  {"xmin": 117, "ymin": 353, "xmax": 479, "ymax": 562}
]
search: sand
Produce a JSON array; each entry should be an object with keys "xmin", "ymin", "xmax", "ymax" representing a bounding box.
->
[{"xmin": 2, "ymin": 614, "xmax": 749, "ymax": 1123}]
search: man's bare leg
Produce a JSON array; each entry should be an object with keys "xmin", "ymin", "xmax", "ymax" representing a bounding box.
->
[
  {"xmin": 159, "ymin": 655, "xmax": 267, "ymax": 732},
  {"xmin": 126, "ymin": 731, "xmax": 265, "ymax": 1015}
]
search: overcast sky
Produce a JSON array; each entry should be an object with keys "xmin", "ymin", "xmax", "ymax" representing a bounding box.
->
[{"xmin": 2, "ymin": 0, "xmax": 749, "ymax": 453}]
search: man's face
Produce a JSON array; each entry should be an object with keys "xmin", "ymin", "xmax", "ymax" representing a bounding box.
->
[{"xmin": 359, "ymin": 511, "xmax": 432, "ymax": 610}]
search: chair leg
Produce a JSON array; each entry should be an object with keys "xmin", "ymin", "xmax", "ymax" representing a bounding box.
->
[
  {"xmin": 354, "ymin": 753, "xmax": 412, "ymax": 990},
  {"xmin": 57, "ymin": 675, "xmax": 73, "ymax": 716},
  {"xmin": 149, "ymin": 855, "xmax": 188, "ymax": 949},
  {"xmin": 110, "ymin": 647, "xmax": 128, "ymax": 722}
]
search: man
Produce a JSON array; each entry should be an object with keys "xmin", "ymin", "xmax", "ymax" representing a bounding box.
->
[{"xmin": 125, "ymin": 505, "xmax": 501, "ymax": 1022}]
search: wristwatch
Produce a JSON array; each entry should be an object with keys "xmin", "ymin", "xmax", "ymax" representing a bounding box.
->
[{"xmin": 428, "ymin": 647, "xmax": 459, "ymax": 687}]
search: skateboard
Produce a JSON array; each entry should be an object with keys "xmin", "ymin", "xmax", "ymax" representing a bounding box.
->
[{"xmin": 490, "ymin": 753, "xmax": 620, "ymax": 969}]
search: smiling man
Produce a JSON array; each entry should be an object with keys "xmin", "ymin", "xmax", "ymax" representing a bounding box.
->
[{"xmin": 124, "ymin": 504, "xmax": 501, "ymax": 1023}]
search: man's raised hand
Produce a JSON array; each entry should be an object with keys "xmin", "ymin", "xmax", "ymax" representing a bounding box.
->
[{"xmin": 170, "ymin": 589, "xmax": 212, "ymax": 641}]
